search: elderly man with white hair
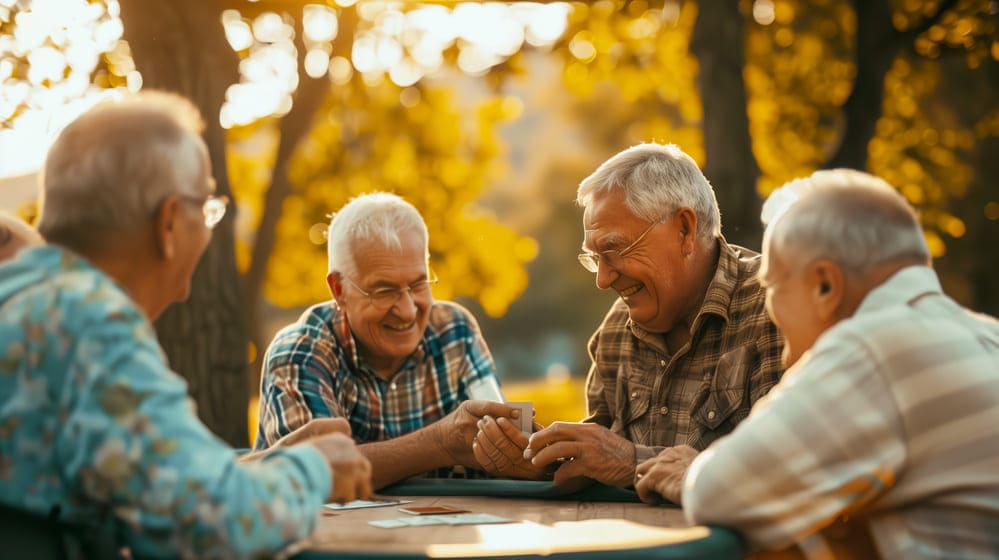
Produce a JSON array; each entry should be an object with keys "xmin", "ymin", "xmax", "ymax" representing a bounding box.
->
[
  {"xmin": 639, "ymin": 169, "xmax": 999, "ymax": 557},
  {"xmin": 474, "ymin": 142, "xmax": 784, "ymax": 488},
  {"xmin": 255, "ymin": 192, "xmax": 522, "ymax": 489},
  {"xmin": 0, "ymin": 92, "xmax": 373, "ymax": 558}
]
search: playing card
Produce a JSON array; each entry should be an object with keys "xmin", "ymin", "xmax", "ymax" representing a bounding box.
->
[
  {"xmin": 324, "ymin": 498, "xmax": 413, "ymax": 511},
  {"xmin": 506, "ymin": 401, "xmax": 533, "ymax": 434},
  {"xmin": 368, "ymin": 519, "xmax": 409, "ymax": 529},
  {"xmin": 467, "ymin": 376, "xmax": 504, "ymax": 401}
]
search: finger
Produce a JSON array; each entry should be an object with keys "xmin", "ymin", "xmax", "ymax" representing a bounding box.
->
[
  {"xmin": 464, "ymin": 399, "xmax": 521, "ymax": 421},
  {"xmin": 527, "ymin": 421, "xmax": 577, "ymax": 450},
  {"xmin": 472, "ymin": 440, "xmax": 499, "ymax": 473},
  {"xmin": 481, "ymin": 437, "xmax": 513, "ymax": 471},
  {"xmin": 552, "ymin": 459, "xmax": 586, "ymax": 487},
  {"xmin": 634, "ymin": 476, "xmax": 662, "ymax": 505},
  {"xmin": 635, "ymin": 458, "xmax": 654, "ymax": 478},
  {"xmin": 493, "ymin": 417, "xmax": 530, "ymax": 449},
  {"xmin": 531, "ymin": 441, "xmax": 578, "ymax": 468}
]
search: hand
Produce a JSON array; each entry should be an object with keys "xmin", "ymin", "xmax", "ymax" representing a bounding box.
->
[
  {"xmin": 473, "ymin": 415, "xmax": 549, "ymax": 480},
  {"xmin": 308, "ymin": 433, "xmax": 373, "ymax": 504},
  {"xmin": 525, "ymin": 422, "xmax": 636, "ymax": 487},
  {"xmin": 274, "ymin": 417, "xmax": 353, "ymax": 447},
  {"xmin": 434, "ymin": 400, "xmax": 523, "ymax": 468},
  {"xmin": 634, "ymin": 445, "xmax": 698, "ymax": 506}
]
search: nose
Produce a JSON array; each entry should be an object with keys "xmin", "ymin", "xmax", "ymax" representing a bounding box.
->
[
  {"xmin": 391, "ymin": 288, "xmax": 419, "ymax": 319},
  {"xmin": 594, "ymin": 259, "xmax": 619, "ymax": 290}
]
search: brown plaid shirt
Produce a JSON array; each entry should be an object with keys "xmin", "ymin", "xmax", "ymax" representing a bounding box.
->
[{"xmin": 583, "ymin": 238, "xmax": 784, "ymax": 463}]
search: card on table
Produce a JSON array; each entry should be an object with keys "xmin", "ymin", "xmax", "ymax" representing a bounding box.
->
[
  {"xmin": 506, "ymin": 401, "xmax": 533, "ymax": 434},
  {"xmin": 323, "ymin": 498, "xmax": 413, "ymax": 511},
  {"xmin": 398, "ymin": 505, "xmax": 468, "ymax": 515},
  {"xmin": 368, "ymin": 513, "xmax": 514, "ymax": 529}
]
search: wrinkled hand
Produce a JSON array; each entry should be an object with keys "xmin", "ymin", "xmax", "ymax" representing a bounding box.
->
[
  {"xmin": 435, "ymin": 400, "xmax": 522, "ymax": 468},
  {"xmin": 525, "ymin": 422, "xmax": 635, "ymax": 488},
  {"xmin": 634, "ymin": 445, "xmax": 698, "ymax": 506},
  {"xmin": 274, "ymin": 418, "xmax": 353, "ymax": 447},
  {"xmin": 308, "ymin": 433, "xmax": 372, "ymax": 504},
  {"xmin": 473, "ymin": 416, "xmax": 549, "ymax": 480}
]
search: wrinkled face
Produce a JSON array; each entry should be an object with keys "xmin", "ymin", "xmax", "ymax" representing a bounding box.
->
[
  {"xmin": 582, "ymin": 189, "xmax": 696, "ymax": 334},
  {"xmin": 170, "ymin": 142, "xmax": 215, "ymax": 305},
  {"xmin": 761, "ymin": 240, "xmax": 825, "ymax": 368},
  {"xmin": 331, "ymin": 233, "xmax": 432, "ymax": 374}
]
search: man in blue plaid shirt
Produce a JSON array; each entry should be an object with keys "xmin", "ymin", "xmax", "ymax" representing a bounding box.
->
[{"xmin": 255, "ymin": 193, "xmax": 521, "ymax": 489}]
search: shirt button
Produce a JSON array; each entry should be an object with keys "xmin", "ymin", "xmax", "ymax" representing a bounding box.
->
[
  {"xmin": 390, "ymin": 383, "xmax": 397, "ymax": 391},
  {"xmin": 707, "ymin": 410, "xmax": 716, "ymax": 420},
  {"xmin": 659, "ymin": 406, "xmax": 669, "ymax": 415},
  {"xmin": 630, "ymin": 391, "xmax": 639, "ymax": 399},
  {"xmin": 659, "ymin": 360, "xmax": 666, "ymax": 367}
]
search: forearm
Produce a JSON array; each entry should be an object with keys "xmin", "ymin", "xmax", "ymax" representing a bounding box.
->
[{"xmin": 361, "ymin": 426, "xmax": 451, "ymax": 490}]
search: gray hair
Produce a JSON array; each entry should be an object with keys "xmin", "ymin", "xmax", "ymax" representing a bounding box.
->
[
  {"xmin": 576, "ymin": 143, "xmax": 721, "ymax": 241},
  {"xmin": 327, "ymin": 192, "xmax": 429, "ymax": 276},
  {"xmin": 762, "ymin": 169, "xmax": 931, "ymax": 276},
  {"xmin": 37, "ymin": 91, "xmax": 206, "ymax": 250}
]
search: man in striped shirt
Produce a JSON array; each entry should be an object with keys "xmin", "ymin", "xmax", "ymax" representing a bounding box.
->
[
  {"xmin": 645, "ymin": 169, "xmax": 999, "ymax": 557},
  {"xmin": 256, "ymin": 193, "xmax": 522, "ymax": 489}
]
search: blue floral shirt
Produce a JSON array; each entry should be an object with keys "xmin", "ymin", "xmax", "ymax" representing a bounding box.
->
[{"xmin": 0, "ymin": 246, "xmax": 332, "ymax": 559}]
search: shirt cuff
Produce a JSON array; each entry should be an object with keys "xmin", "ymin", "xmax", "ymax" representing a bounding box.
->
[
  {"xmin": 633, "ymin": 444, "xmax": 664, "ymax": 464},
  {"xmin": 266, "ymin": 444, "xmax": 333, "ymax": 500}
]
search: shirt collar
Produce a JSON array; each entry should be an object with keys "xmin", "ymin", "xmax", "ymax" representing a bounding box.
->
[
  {"xmin": 695, "ymin": 237, "xmax": 743, "ymax": 324},
  {"xmin": 854, "ymin": 265, "xmax": 941, "ymax": 315}
]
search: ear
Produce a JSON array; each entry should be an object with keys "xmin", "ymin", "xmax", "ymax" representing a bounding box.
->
[
  {"xmin": 155, "ymin": 195, "xmax": 181, "ymax": 260},
  {"xmin": 810, "ymin": 260, "xmax": 845, "ymax": 322},
  {"xmin": 327, "ymin": 272, "xmax": 344, "ymax": 302},
  {"xmin": 675, "ymin": 207, "xmax": 698, "ymax": 256}
]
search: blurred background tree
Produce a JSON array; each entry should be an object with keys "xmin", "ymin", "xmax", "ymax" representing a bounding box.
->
[{"xmin": 2, "ymin": 0, "xmax": 996, "ymax": 438}]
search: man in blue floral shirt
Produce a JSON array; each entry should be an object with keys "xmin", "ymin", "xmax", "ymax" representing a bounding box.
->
[
  {"xmin": 256, "ymin": 193, "xmax": 523, "ymax": 489},
  {"xmin": 0, "ymin": 91, "xmax": 372, "ymax": 558}
]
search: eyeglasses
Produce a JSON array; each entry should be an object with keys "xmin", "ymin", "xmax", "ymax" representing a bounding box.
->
[
  {"xmin": 578, "ymin": 220, "xmax": 662, "ymax": 273},
  {"xmin": 343, "ymin": 271, "xmax": 439, "ymax": 310},
  {"xmin": 180, "ymin": 194, "xmax": 229, "ymax": 230}
]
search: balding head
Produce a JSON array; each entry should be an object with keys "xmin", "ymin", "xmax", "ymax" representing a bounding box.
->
[
  {"xmin": 37, "ymin": 91, "xmax": 207, "ymax": 253},
  {"xmin": 759, "ymin": 170, "xmax": 932, "ymax": 367},
  {"xmin": 0, "ymin": 211, "xmax": 43, "ymax": 264}
]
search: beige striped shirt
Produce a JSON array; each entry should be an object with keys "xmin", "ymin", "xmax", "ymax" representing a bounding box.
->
[{"xmin": 684, "ymin": 266, "xmax": 999, "ymax": 559}]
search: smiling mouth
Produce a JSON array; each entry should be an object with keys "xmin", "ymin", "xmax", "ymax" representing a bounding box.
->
[
  {"xmin": 384, "ymin": 321, "xmax": 416, "ymax": 332},
  {"xmin": 619, "ymin": 284, "xmax": 643, "ymax": 298}
]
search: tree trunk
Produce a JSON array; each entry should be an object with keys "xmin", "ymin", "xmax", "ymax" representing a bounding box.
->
[
  {"xmin": 826, "ymin": 0, "xmax": 959, "ymax": 170},
  {"xmin": 243, "ymin": 7, "xmax": 357, "ymax": 394},
  {"xmin": 120, "ymin": 0, "xmax": 249, "ymax": 446},
  {"xmin": 825, "ymin": 0, "xmax": 896, "ymax": 170},
  {"xmin": 690, "ymin": 1, "xmax": 762, "ymax": 249}
]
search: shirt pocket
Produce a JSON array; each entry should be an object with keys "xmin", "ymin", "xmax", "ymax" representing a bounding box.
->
[
  {"xmin": 693, "ymin": 344, "xmax": 758, "ymax": 430},
  {"xmin": 611, "ymin": 380, "xmax": 651, "ymax": 441}
]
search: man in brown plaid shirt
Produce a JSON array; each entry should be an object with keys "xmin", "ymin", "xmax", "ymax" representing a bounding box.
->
[{"xmin": 473, "ymin": 143, "xmax": 784, "ymax": 494}]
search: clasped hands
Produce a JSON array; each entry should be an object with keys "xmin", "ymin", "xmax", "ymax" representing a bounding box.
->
[
  {"xmin": 473, "ymin": 418, "xmax": 636, "ymax": 488},
  {"xmin": 472, "ymin": 414, "xmax": 699, "ymax": 505}
]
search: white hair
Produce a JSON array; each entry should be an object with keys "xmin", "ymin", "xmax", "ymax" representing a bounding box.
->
[
  {"xmin": 576, "ymin": 143, "xmax": 721, "ymax": 241},
  {"xmin": 762, "ymin": 169, "xmax": 931, "ymax": 276},
  {"xmin": 327, "ymin": 192, "xmax": 429, "ymax": 275},
  {"xmin": 37, "ymin": 90, "xmax": 206, "ymax": 251}
]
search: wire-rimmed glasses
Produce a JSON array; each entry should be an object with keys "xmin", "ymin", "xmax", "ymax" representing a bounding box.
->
[
  {"xmin": 577, "ymin": 220, "xmax": 662, "ymax": 273},
  {"xmin": 343, "ymin": 271, "xmax": 439, "ymax": 310}
]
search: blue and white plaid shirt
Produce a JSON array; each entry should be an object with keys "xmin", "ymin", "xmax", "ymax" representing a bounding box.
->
[{"xmin": 255, "ymin": 299, "xmax": 499, "ymax": 449}]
